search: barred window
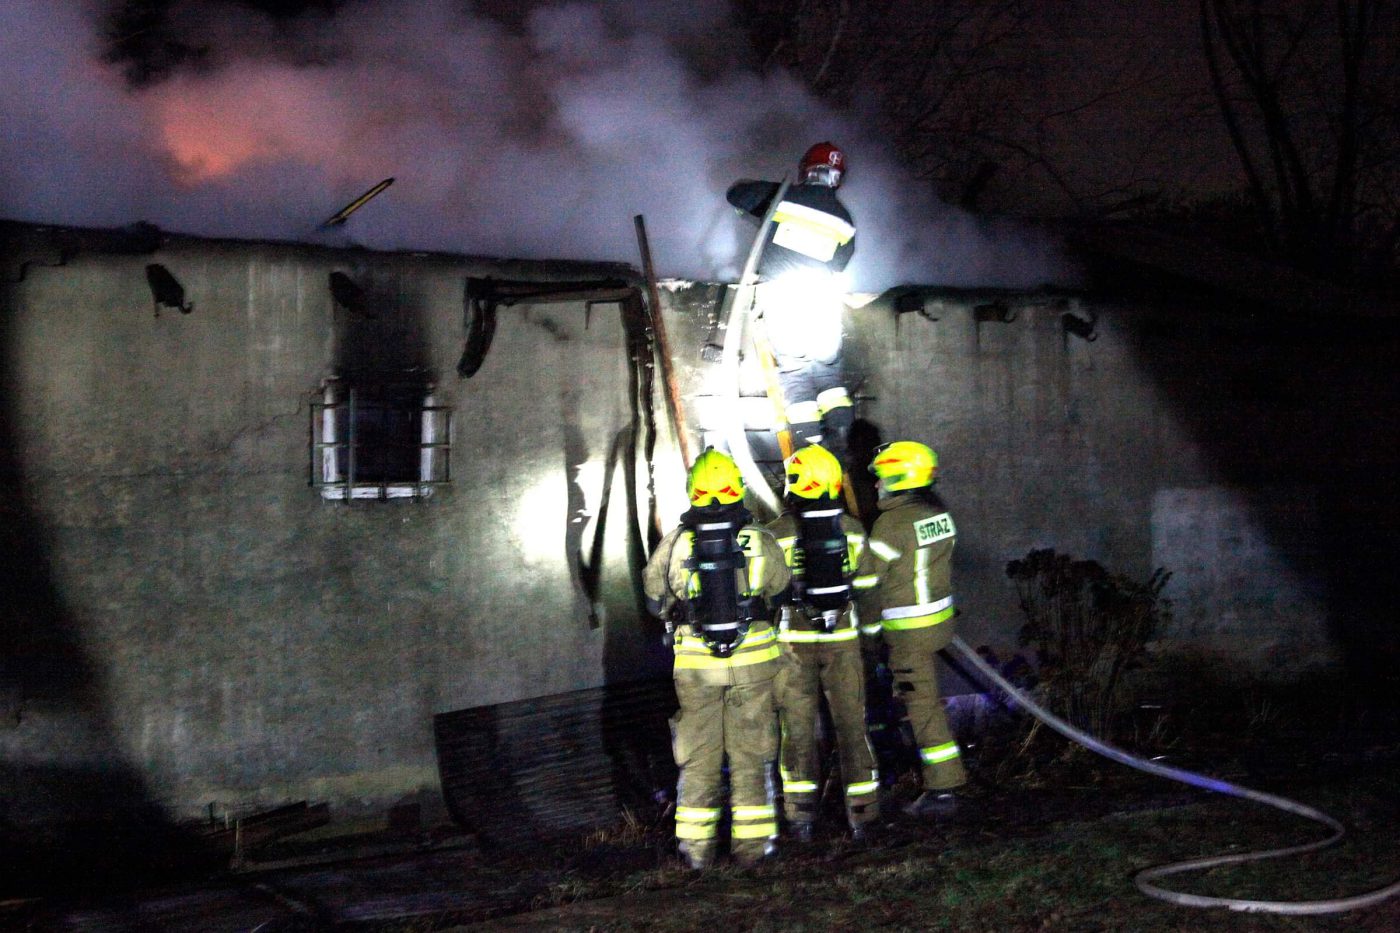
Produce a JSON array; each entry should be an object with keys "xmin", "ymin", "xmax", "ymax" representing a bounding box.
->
[{"xmin": 311, "ymin": 378, "xmax": 451, "ymax": 501}]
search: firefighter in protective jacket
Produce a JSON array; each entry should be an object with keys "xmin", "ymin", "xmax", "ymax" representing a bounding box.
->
[
  {"xmin": 727, "ymin": 142, "xmax": 856, "ymax": 464},
  {"xmin": 768, "ymin": 444, "xmax": 880, "ymax": 841},
  {"xmin": 853, "ymin": 441, "xmax": 968, "ymax": 818},
  {"xmin": 643, "ymin": 448, "xmax": 791, "ymax": 868}
]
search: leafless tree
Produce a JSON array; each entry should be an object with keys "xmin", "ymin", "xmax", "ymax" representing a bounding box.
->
[
  {"xmin": 1201, "ymin": 0, "xmax": 1399, "ymax": 282},
  {"xmin": 735, "ymin": 1, "xmax": 1180, "ymax": 217},
  {"xmin": 735, "ymin": 0, "xmax": 1041, "ymax": 209}
]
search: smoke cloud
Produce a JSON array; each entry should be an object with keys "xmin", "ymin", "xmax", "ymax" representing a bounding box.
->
[{"xmin": 0, "ymin": 0, "xmax": 1069, "ymax": 289}]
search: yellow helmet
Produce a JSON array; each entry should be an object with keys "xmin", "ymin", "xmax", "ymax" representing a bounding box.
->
[
  {"xmin": 784, "ymin": 444, "xmax": 843, "ymax": 500},
  {"xmin": 869, "ymin": 440, "xmax": 938, "ymax": 492},
  {"xmin": 687, "ymin": 448, "xmax": 745, "ymax": 506}
]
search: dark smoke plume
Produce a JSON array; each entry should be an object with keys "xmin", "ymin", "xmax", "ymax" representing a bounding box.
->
[{"xmin": 0, "ymin": 0, "xmax": 1068, "ymax": 289}]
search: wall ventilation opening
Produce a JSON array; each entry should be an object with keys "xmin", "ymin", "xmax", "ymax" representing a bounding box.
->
[{"xmin": 310, "ymin": 377, "xmax": 451, "ymax": 501}]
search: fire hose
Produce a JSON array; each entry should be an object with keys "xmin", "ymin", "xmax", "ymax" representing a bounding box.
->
[
  {"xmin": 946, "ymin": 634, "xmax": 1400, "ymax": 915},
  {"xmin": 718, "ymin": 178, "xmax": 791, "ymax": 518}
]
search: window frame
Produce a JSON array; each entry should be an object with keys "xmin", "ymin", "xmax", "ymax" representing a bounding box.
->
[{"xmin": 309, "ymin": 378, "xmax": 451, "ymax": 501}]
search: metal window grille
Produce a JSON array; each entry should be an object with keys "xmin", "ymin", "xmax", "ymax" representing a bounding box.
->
[{"xmin": 310, "ymin": 380, "xmax": 451, "ymax": 501}]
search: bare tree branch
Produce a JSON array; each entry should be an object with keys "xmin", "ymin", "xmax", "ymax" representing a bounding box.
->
[{"xmin": 812, "ymin": 0, "xmax": 849, "ymax": 88}]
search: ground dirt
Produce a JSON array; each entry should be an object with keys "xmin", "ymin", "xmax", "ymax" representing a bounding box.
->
[
  {"xmin": 6, "ymin": 680, "xmax": 1399, "ymax": 932},
  {"xmin": 447, "ymin": 749, "xmax": 1400, "ymax": 933}
]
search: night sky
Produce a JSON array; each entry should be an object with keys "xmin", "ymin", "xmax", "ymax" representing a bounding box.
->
[{"xmin": 1, "ymin": 1, "xmax": 1394, "ymax": 286}]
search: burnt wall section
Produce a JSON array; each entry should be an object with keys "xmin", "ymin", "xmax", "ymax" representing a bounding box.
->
[{"xmin": 0, "ymin": 222, "xmax": 657, "ymax": 825}]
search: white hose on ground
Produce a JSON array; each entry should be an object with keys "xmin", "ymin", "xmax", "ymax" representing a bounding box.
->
[{"xmin": 946, "ymin": 635, "xmax": 1400, "ymax": 915}]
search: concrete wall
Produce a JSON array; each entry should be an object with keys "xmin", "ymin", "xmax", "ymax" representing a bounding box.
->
[
  {"xmin": 836, "ymin": 287, "xmax": 1395, "ymax": 683},
  {"xmin": 663, "ymin": 282, "xmax": 1394, "ymax": 686},
  {"xmin": 1, "ymin": 225, "xmax": 665, "ymax": 824},
  {"xmin": 2, "ymin": 222, "xmax": 1395, "ymax": 826},
  {"xmin": 842, "ymin": 293, "xmax": 1326, "ymax": 671}
]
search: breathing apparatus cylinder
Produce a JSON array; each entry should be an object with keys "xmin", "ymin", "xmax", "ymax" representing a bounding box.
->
[
  {"xmin": 795, "ymin": 506, "xmax": 850, "ymax": 632},
  {"xmin": 682, "ymin": 515, "xmax": 758, "ymax": 657}
]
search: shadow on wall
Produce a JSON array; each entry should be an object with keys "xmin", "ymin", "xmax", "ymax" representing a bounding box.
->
[
  {"xmin": 598, "ymin": 290, "xmax": 676, "ymax": 815},
  {"xmin": 1105, "ymin": 262, "xmax": 1400, "ymax": 705},
  {"xmin": 847, "ymin": 417, "xmax": 883, "ymax": 524},
  {"xmin": 433, "ymin": 289, "xmax": 677, "ymax": 849},
  {"xmin": 0, "ymin": 265, "xmax": 215, "ymax": 898}
]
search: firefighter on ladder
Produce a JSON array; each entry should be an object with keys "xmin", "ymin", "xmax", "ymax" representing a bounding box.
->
[
  {"xmin": 644, "ymin": 448, "xmax": 791, "ymax": 868},
  {"xmin": 727, "ymin": 142, "xmax": 856, "ymax": 466},
  {"xmin": 854, "ymin": 441, "xmax": 968, "ymax": 818},
  {"xmin": 768, "ymin": 444, "xmax": 881, "ymax": 842}
]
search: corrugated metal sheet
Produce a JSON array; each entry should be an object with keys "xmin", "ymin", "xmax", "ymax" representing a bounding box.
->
[{"xmin": 433, "ymin": 678, "xmax": 677, "ymax": 849}]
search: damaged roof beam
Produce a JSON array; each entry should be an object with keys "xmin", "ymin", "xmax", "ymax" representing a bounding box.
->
[{"xmin": 466, "ymin": 277, "xmax": 636, "ymax": 305}]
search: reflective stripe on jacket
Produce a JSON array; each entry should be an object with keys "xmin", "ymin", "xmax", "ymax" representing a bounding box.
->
[
  {"xmin": 854, "ymin": 490, "xmax": 957, "ymax": 632},
  {"xmin": 672, "ymin": 624, "xmax": 780, "ymax": 670},
  {"xmin": 770, "ymin": 199, "xmax": 855, "ymax": 263},
  {"xmin": 725, "ymin": 179, "xmax": 856, "ymax": 276}
]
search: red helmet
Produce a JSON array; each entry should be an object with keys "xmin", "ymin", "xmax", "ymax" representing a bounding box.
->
[{"xmin": 800, "ymin": 142, "xmax": 845, "ymax": 188}]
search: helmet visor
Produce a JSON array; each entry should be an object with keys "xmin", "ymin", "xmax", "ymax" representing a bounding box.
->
[
  {"xmin": 868, "ymin": 442, "xmax": 893, "ymax": 475},
  {"xmin": 804, "ymin": 164, "xmax": 842, "ymax": 187}
]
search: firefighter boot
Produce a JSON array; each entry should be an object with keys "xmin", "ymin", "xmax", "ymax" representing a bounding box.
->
[
  {"xmin": 733, "ymin": 838, "xmax": 779, "ymax": 868},
  {"xmin": 817, "ymin": 395, "xmax": 853, "ymax": 464},
  {"xmin": 790, "ymin": 820, "xmax": 815, "ymax": 844},
  {"xmin": 903, "ymin": 790, "xmax": 959, "ymax": 820},
  {"xmin": 679, "ymin": 840, "xmax": 716, "ymax": 870}
]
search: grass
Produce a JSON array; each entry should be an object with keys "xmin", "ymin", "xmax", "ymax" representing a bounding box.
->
[
  {"xmin": 453, "ymin": 763, "xmax": 1398, "ymax": 932},
  {"xmin": 433, "ymin": 669, "xmax": 1400, "ymax": 933},
  {"xmin": 12, "ymin": 668, "xmax": 1395, "ymax": 932}
]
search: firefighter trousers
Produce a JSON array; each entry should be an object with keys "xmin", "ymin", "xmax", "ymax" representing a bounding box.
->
[
  {"xmin": 774, "ymin": 639, "xmax": 880, "ymax": 827},
  {"xmin": 670, "ymin": 676, "xmax": 779, "ymax": 866},
  {"xmin": 774, "ymin": 357, "xmax": 850, "ymax": 460},
  {"xmin": 885, "ymin": 624, "xmax": 968, "ymax": 790}
]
